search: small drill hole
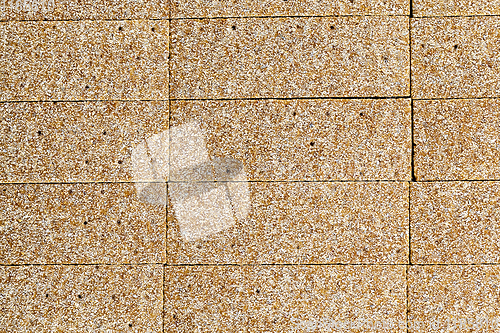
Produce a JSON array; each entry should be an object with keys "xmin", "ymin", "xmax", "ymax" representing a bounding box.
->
[
  {"xmin": 310, "ymin": 142, "xmax": 315, "ymax": 147},
  {"xmin": 101, "ymin": 190, "xmax": 105, "ymax": 194},
  {"xmin": 129, "ymin": 323, "xmax": 133, "ymax": 327},
  {"xmin": 292, "ymin": 112, "xmax": 296, "ymax": 116},
  {"xmin": 46, "ymin": 293, "xmax": 49, "ymax": 297},
  {"xmin": 151, "ymin": 27, "xmax": 156, "ymax": 32},
  {"xmin": 84, "ymin": 221, "xmax": 88, "ymax": 225},
  {"xmin": 78, "ymin": 294, "xmax": 82, "ymax": 299},
  {"xmin": 85, "ymin": 160, "xmax": 89, "ymax": 164},
  {"xmin": 103, "ymin": 130, "xmax": 107, "ymax": 135},
  {"xmin": 360, "ymin": 112, "xmax": 364, "ymax": 116},
  {"xmin": 37, "ymin": 130, "xmax": 42, "ymax": 135},
  {"xmin": 326, "ymin": 112, "xmax": 330, "ymax": 117},
  {"xmin": 256, "ymin": 289, "xmax": 260, "ymax": 293},
  {"xmin": 454, "ymin": 44, "xmax": 458, "ymax": 50},
  {"xmin": 119, "ymin": 26, "xmax": 123, "ymax": 31},
  {"xmin": 117, "ymin": 220, "xmax": 121, "ymax": 225},
  {"xmin": 118, "ymin": 160, "xmax": 123, "ymax": 164},
  {"xmin": 330, "ymin": 26, "xmax": 334, "ymax": 30},
  {"xmin": 85, "ymin": 85, "xmax": 89, "ymax": 89},
  {"xmin": 68, "ymin": 189, "xmax": 72, "ymax": 194},
  {"xmin": 232, "ymin": 25, "xmax": 236, "ymax": 30}
]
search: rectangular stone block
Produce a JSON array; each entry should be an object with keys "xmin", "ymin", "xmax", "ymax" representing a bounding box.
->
[
  {"xmin": 0, "ymin": 0, "xmax": 169, "ymax": 20},
  {"xmin": 413, "ymin": 0, "xmax": 500, "ymax": 17},
  {"xmin": 171, "ymin": 0, "xmax": 409, "ymax": 18},
  {"xmin": 412, "ymin": 17, "xmax": 500, "ymax": 99},
  {"xmin": 170, "ymin": 99, "xmax": 411, "ymax": 181},
  {"xmin": 171, "ymin": 16, "xmax": 410, "ymax": 99},
  {"xmin": 411, "ymin": 182, "xmax": 500, "ymax": 264},
  {"xmin": 0, "ymin": 101, "xmax": 169, "ymax": 182},
  {"xmin": 414, "ymin": 99, "xmax": 500, "ymax": 180},
  {"xmin": 0, "ymin": 265, "xmax": 163, "ymax": 331},
  {"xmin": 167, "ymin": 181, "xmax": 409, "ymax": 264},
  {"xmin": 165, "ymin": 265, "xmax": 407, "ymax": 332},
  {"xmin": 0, "ymin": 20, "xmax": 168, "ymax": 101},
  {"xmin": 0, "ymin": 183, "xmax": 166, "ymax": 264},
  {"xmin": 409, "ymin": 265, "xmax": 500, "ymax": 332}
]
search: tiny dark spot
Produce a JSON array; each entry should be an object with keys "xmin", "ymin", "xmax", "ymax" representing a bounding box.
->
[
  {"xmin": 326, "ymin": 112, "xmax": 330, "ymax": 117},
  {"xmin": 136, "ymin": 56, "xmax": 140, "ymax": 60},
  {"xmin": 129, "ymin": 323, "xmax": 132, "ymax": 327},
  {"xmin": 111, "ymin": 294, "xmax": 117, "ymax": 301},
  {"xmin": 117, "ymin": 220, "xmax": 121, "ymax": 225},
  {"xmin": 52, "ymin": 25, "xmax": 56, "ymax": 29},
  {"xmin": 360, "ymin": 112, "xmax": 364, "ymax": 116},
  {"xmin": 330, "ymin": 26, "xmax": 334, "ymax": 30},
  {"xmin": 103, "ymin": 130, "xmax": 107, "ymax": 135},
  {"xmin": 421, "ymin": 44, "xmax": 425, "ymax": 48},
  {"xmin": 151, "ymin": 27, "xmax": 156, "ymax": 32},
  {"xmin": 454, "ymin": 44, "xmax": 458, "ymax": 50},
  {"xmin": 85, "ymin": 85, "xmax": 89, "ymax": 89},
  {"xmin": 78, "ymin": 294, "xmax": 82, "ymax": 299},
  {"xmin": 2, "ymin": 189, "xmax": 5, "ymax": 192},
  {"xmin": 118, "ymin": 160, "xmax": 123, "ymax": 164},
  {"xmin": 119, "ymin": 26, "xmax": 123, "ymax": 31},
  {"xmin": 390, "ymin": 289, "xmax": 392, "ymax": 293},
  {"xmin": 101, "ymin": 190, "xmax": 105, "ymax": 194},
  {"xmin": 296, "ymin": 25, "xmax": 302, "ymax": 29},
  {"xmin": 45, "ymin": 293, "xmax": 49, "ymax": 298},
  {"xmin": 95, "ymin": 265, "xmax": 99, "ymax": 269},
  {"xmin": 232, "ymin": 25, "xmax": 236, "ymax": 30},
  {"xmin": 173, "ymin": 315, "xmax": 177, "ymax": 319},
  {"xmin": 231, "ymin": 243, "xmax": 235, "ymax": 248},
  {"xmin": 226, "ymin": 168, "xmax": 230, "ymax": 173},
  {"xmin": 38, "ymin": 130, "xmax": 42, "ymax": 135},
  {"xmin": 84, "ymin": 221, "xmax": 88, "ymax": 225},
  {"xmin": 310, "ymin": 142, "xmax": 315, "ymax": 147},
  {"xmin": 382, "ymin": 56, "xmax": 388, "ymax": 61},
  {"xmin": 292, "ymin": 112, "xmax": 296, "ymax": 116},
  {"xmin": 188, "ymin": 284, "xmax": 191, "ymax": 288},
  {"xmin": 350, "ymin": 0, "xmax": 354, "ymax": 3},
  {"xmin": 68, "ymin": 189, "xmax": 73, "ymax": 194},
  {"xmin": 85, "ymin": 160, "xmax": 89, "ymax": 164},
  {"xmin": 256, "ymin": 289, "xmax": 260, "ymax": 293}
]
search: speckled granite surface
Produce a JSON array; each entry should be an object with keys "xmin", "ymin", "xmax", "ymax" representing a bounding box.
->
[{"xmin": 1, "ymin": 0, "xmax": 500, "ymax": 331}]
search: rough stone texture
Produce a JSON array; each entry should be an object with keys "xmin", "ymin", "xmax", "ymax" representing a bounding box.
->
[
  {"xmin": 171, "ymin": 0, "xmax": 409, "ymax": 18},
  {"xmin": 167, "ymin": 181, "xmax": 409, "ymax": 264},
  {"xmin": 0, "ymin": 101, "xmax": 168, "ymax": 182},
  {"xmin": 414, "ymin": 99, "xmax": 500, "ymax": 181},
  {"xmin": 0, "ymin": 20, "xmax": 169, "ymax": 101},
  {"xmin": 0, "ymin": 183, "xmax": 166, "ymax": 264},
  {"xmin": 412, "ymin": 17, "xmax": 500, "ymax": 99},
  {"xmin": 165, "ymin": 265, "xmax": 407, "ymax": 332},
  {"xmin": 409, "ymin": 265, "xmax": 500, "ymax": 332},
  {"xmin": 170, "ymin": 99, "xmax": 412, "ymax": 181},
  {"xmin": 0, "ymin": 0, "xmax": 169, "ymax": 21},
  {"xmin": 411, "ymin": 182, "xmax": 500, "ymax": 264},
  {"xmin": 0, "ymin": 265, "xmax": 163, "ymax": 332},
  {"xmin": 170, "ymin": 16, "xmax": 410, "ymax": 99},
  {"xmin": 413, "ymin": 0, "xmax": 500, "ymax": 17}
]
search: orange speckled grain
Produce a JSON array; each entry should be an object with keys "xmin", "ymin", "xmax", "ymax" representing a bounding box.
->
[
  {"xmin": 170, "ymin": 16, "xmax": 410, "ymax": 99},
  {"xmin": 0, "ymin": 265, "xmax": 163, "ymax": 331},
  {"xmin": 167, "ymin": 181, "xmax": 409, "ymax": 264},
  {"xmin": 0, "ymin": 0, "xmax": 169, "ymax": 21},
  {"xmin": 411, "ymin": 17, "xmax": 500, "ymax": 99},
  {"xmin": 0, "ymin": 101, "xmax": 168, "ymax": 183},
  {"xmin": 171, "ymin": 0, "xmax": 409, "ymax": 18},
  {"xmin": 170, "ymin": 99, "xmax": 412, "ymax": 181},
  {"xmin": 409, "ymin": 265, "xmax": 500, "ymax": 332},
  {"xmin": 0, "ymin": 183, "xmax": 166, "ymax": 264},
  {"xmin": 413, "ymin": 0, "xmax": 500, "ymax": 17},
  {"xmin": 165, "ymin": 265, "xmax": 407, "ymax": 332},
  {"xmin": 414, "ymin": 99, "xmax": 500, "ymax": 181},
  {"xmin": 411, "ymin": 182, "xmax": 500, "ymax": 264},
  {"xmin": 0, "ymin": 20, "xmax": 169, "ymax": 101}
]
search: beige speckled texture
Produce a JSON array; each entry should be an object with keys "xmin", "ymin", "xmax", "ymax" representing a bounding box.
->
[
  {"xmin": 0, "ymin": 183, "xmax": 166, "ymax": 264},
  {"xmin": 170, "ymin": 16, "xmax": 410, "ymax": 99},
  {"xmin": 414, "ymin": 99, "xmax": 500, "ymax": 181},
  {"xmin": 171, "ymin": 0, "xmax": 409, "ymax": 18},
  {"xmin": 167, "ymin": 182, "xmax": 409, "ymax": 264},
  {"xmin": 409, "ymin": 266, "xmax": 500, "ymax": 332},
  {"xmin": 0, "ymin": 0, "xmax": 169, "ymax": 21},
  {"xmin": 411, "ymin": 17, "xmax": 500, "ymax": 99},
  {"xmin": 413, "ymin": 0, "xmax": 500, "ymax": 17},
  {"xmin": 0, "ymin": 101, "xmax": 168, "ymax": 182},
  {"xmin": 165, "ymin": 265, "xmax": 407, "ymax": 332},
  {"xmin": 170, "ymin": 99, "xmax": 412, "ymax": 181},
  {"xmin": 411, "ymin": 182, "xmax": 500, "ymax": 264},
  {"xmin": 0, "ymin": 20, "xmax": 169, "ymax": 101},
  {"xmin": 0, "ymin": 265, "xmax": 163, "ymax": 331}
]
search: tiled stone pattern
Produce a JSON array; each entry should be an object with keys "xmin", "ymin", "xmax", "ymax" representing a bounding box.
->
[
  {"xmin": 171, "ymin": 0, "xmax": 409, "ymax": 18},
  {"xmin": 168, "ymin": 181, "xmax": 409, "ymax": 264},
  {"xmin": 414, "ymin": 99, "xmax": 500, "ymax": 181},
  {"xmin": 0, "ymin": 265, "xmax": 163, "ymax": 331},
  {"xmin": 0, "ymin": 183, "xmax": 166, "ymax": 264},
  {"xmin": 170, "ymin": 99, "xmax": 412, "ymax": 181},
  {"xmin": 165, "ymin": 265, "xmax": 407, "ymax": 332},
  {"xmin": 409, "ymin": 266, "xmax": 500, "ymax": 332},
  {"xmin": 411, "ymin": 17, "xmax": 500, "ymax": 99},
  {"xmin": 411, "ymin": 182, "xmax": 500, "ymax": 264},
  {"xmin": 413, "ymin": 0, "xmax": 500, "ymax": 17},
  {"xmin": 0, "ymin": 0, "xmax": 169, "ymax": 20},
  {"xmin": 0, "ymin": 101, "xmax": 168, "ymax": 182},
  {"xmin": 170, "ymin": 16, "xmax": 410, "ymax": 99},
  {"xmin": 0, "ymin": 20, "xmax": 169, "ymax": 101}
]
